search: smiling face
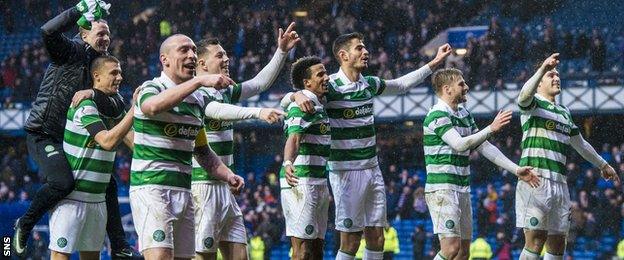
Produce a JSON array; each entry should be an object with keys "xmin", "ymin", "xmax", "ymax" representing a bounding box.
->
[
  {"xmin": 432, "ymin": 68, "xmax": 468, "ymax": 106},
  {"xmin": 93, "ymin": 60, "xmax": 122, "ymax": 95},
  {"xmin": 304, "ymin": 63, "xmax": 330, "ymax": 98},
  {"xmin": 160, "ymin": 34, "xmax": 197, "ymax": 83},
  {"xmin": 538, "ymin": 68, "xmax": 561, "ymax": 98},
  {"xmin": 198, "ymin": 43, "xmax": 230, "ymax": 77},
  {"xmin": 81, "ymin": 21, "xmax": 111, "ymax": 53}
]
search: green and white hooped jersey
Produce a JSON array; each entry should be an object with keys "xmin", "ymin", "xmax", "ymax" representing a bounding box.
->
[
  {"xmin": 191, "ymin": 85, "xmax": 242, "ymax": 183},
  {"xmin": 63, "ymin": 99, "xmax": 115, "ymax": 203},
  {"xmin": 131, "ymin": 73, "xmax": 207, "ymax": 190},
  {"xmin": 325, "ymin": 69, "xmax": 385, "ymax": 171},
  {"xmin": 519, "ymin": 94, "xmax": 579, "ymax": 183},
  {"xmin": 280, "ymin": 90, "xmax": 330, "ymax": 188},
  {"xmin": 423, "ymin": 99, "xmax": 479, "ymax": 193}
]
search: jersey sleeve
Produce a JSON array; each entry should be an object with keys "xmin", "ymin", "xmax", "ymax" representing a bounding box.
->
[
  {"xmin": 229, "ymin": 83, "xmax": 242, "ymax": 103},
  {"xmin": 75, "ymin": 99, "xmax": 106, "ymax": 137},
  {"xmin": 518, "ymin": 97, "xmax": 537, "ymax": 113},
  {"xmin": 563, "ymin": 106, "xmax": 580, "ymax": 136},
  {"xmin": 365, "ymin": 76, "xmax": 387, "ymax": 96},
  {"xmin": 284, "ymin": 106, "xmax": 311, "ymax": 135},
  {"xmin": 423, "ymin": 110, "xmax": 453, "ymax": 137},
  {"xmin": 137, "ymin": 82, "xmax": 162, "ymax": 107},
  {"xmin": 468, "ymin": 112, "xmax": 479, "ymax": 134}
]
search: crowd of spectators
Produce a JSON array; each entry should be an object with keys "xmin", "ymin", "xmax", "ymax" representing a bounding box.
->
[
  {"xmin": 2, "ymin": 0, "xmax": 623, "ymax": 108},
  {"xmin": 2, "ymin": 119, "xmax": 624, "ymax": 258}
]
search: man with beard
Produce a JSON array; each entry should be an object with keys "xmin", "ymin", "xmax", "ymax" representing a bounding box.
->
[
  {"xmin": 423, "ymin": 68, "xmax": 539, "ymax": 260},
  {"xmin": 516, "ymin": 53, "xmax": 619, "ymax": 260}
]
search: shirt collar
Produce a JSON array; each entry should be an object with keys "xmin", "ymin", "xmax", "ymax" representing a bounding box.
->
[
  {"xmin": 436, "ymin": 98, "xmax": 459, "ymax": 114},
  {"xmin": 535, "ymin": 93, "xmax": 555, "ymax": 105},
  {"xmin": 157, "ymin": 72, "xmax": 177, "ymax": 89},
  {"xmin": 336, "ymin": 67, "xmax": 366, "ymax": 85}
]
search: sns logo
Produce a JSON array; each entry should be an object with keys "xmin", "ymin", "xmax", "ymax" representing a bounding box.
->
[
  {"xmin": 3, "ymin": 236, "xmax": 10, "ymax": 257},
  {"xmin": 164, "ymin": 124, "xmax": 200, "ymax": 138}
]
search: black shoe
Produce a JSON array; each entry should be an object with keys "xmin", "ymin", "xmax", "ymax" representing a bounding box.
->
[
  {"xmin": 13, "ymin": 218, "xmax": 29, "ymax": 257},
  {"xmin": 111, "ymin": 246, "xmax": 143, "ymax": 259}
]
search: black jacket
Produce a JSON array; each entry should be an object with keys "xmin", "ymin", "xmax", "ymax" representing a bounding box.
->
[{"xmin": 24, "ymin": 7, "xmax": 123, "ymax": 141}]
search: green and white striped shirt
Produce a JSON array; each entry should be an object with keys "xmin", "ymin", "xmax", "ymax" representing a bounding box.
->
[
  {"xmin": 191, "ymin": 85, "xmax": 242, "ymax": 183},
  {"xmin": 325, "ymin": 69, "xmax": 385, "ymax": 171},
  {"xmin": 63, "ymin": 99, "xmax": 116, "ymax": 203},
  {"xmin": 423, "ymin": 99, "xmax": 478, "ymax": 193},
  {"xmin": 131, "ymin": 73, "xmax": 207, "ymax": 190},
  {"xmin": 280, "ymin": 90, "xmax": 330, "ymax": 187},
  {"xmin": 519, "ymin": 94, "xmax": 579, "ymax": 183}
]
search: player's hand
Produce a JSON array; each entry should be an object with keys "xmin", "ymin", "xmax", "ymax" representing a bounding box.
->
[
  {"xmin": 490, "ymin": 110, "xmax": 512, "ymax": 133},
  {"xmin": 516, "ymin": 166, "xmax": 540, "ymax": 188},
  {"xmin": 130, "ymin": 87, "xmax": 140, "ymax": 107},
  {"xmin": 227, "ymin": 174, "xmax": 245, "ymax": 194},
  {"xmin": 541, "ymin": 53, "xmax": 560, "ymax": 71},
  {"xmin": 284, "ymin": 164, "xmax": 298, "ymax": 187},
  {"xmin": 196, "ymin": 74, "xmax": 235, "ymax": 90},
  {"xmin": 259, "ymin": 108, "xmax": 285, "ymax": 124},
  {"xmin": 278, "ymin": 22, "xmax": 301, "ymax": 52},
  {"xmin": 429, "ymin": 43, "xmax": 452, "ymax": 68},
  {"xmin": 600, "ymin": 164, "xmax": 620, "ymax": 182},
  {"xmin": 292, "ymin": 91, "xmax": 315, "ymax": 113},
  {"xmin": 71, "ymin": 89, "xmax": 95, "ymax": 107}
]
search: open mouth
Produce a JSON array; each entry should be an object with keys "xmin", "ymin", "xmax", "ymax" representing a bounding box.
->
[{"xmin": 183, "ymin": 63, "xmax": 196, "ymax": 71}]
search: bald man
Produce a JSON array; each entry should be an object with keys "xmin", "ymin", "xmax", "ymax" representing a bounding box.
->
[{"xmin": 129, "ymin": 34, "xmax": 284, "ymax": 260}]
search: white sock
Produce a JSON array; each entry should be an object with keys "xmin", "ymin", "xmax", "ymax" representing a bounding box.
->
[
  {"xmin": 363, "ymin": 248, "xmax": 383, "ymax": 260},
  {"xmin": 520, "ymin": 248, "xmax": 540, "ymax": 260},
  {"xmin": 336, "ymin": 250, "xmax": 355, "ymax": 260},
  {"xmin": 544, "ymin": 252, "xmax": 564, "ymax": 260},
  {"xmin": 433, "ymin": 252, "xmax": 448, "ymax": 260}
]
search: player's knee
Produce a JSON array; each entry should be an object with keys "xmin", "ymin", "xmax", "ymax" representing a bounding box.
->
[
  {"xmin": 365, "ymin": 235, "xmax": 384, "ymax": 251},
  {"xmin": 340, "ymin": 238, "xmax": 361, "ymax": 254},
  {"xmin": 297, "ymin": 245, "xmax": 314, "ymax": 260},
  {"xmin": 441, "ymin": 241, "xmax": 461, "ymax": 259}
]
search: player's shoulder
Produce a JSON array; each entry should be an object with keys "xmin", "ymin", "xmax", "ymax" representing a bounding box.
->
[{"xmin": 140, "ymin": 79, "xmax": 165, "ymax": 93}]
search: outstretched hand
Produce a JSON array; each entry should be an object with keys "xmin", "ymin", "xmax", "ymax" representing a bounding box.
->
[
  {"xmin": 516, "ymin": 166, "xmax": 540, "ymax": 188},
  {"xmin": 278, "ymin": 22, "xmax": 301, "ymax": 52}
]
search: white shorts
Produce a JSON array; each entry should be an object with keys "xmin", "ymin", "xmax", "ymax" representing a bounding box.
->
[
  {"xmin": 48, "ymin": 199, "xmax": 107, "ymax": 253},
  {"xmin": 329, "ymin": 166, "xmax": 387, "ymax": 232},
  {"xmin": 516, "ymin": 177, "xmax": 571, "ymax": 234},
  {"xmin": 129, "ymin": 186, "xmax": 195, "ymax": 258},
  {"xmin": 281, "ymin": 183, "xmax": 330, "ymax": 239},
  {"xmin": 192, "ymin": 182, "xmax": 247, "ymax": 253},
  {"xmin": 425, "ymin": 190, "xmax": 472, "ymax": 240}
]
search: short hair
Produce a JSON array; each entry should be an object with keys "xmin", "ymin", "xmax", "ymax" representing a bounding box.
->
[
  {"xmin": 431, "ymin": 68, "xmax": 464, "ymax": 94},
  {"xmin": 197, "ymin": 38, "xmax": 221, "ymax": 58},
  {"xmin": 332, "ymin": 32, "xmax": 364, "ymax": 60},
  {"xmin": 91, "ymin": 55, "xmax": 120, "ymax": 75},
  {"xmin": 290, "ymin": 56, "xmax": 323, "ymax": 90},
  {"xmin": 79, "ymin": 19, "xmax": 108, "ymax": 37}
]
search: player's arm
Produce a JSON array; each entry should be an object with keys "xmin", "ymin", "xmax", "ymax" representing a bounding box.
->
[
  {"xmin": 122, "ymin": 130, "xmax": 134, "ymax": 151},
  {"xmin": 518, "ymin": 53, "xmax": 560, "ymax": 108},
  {"xmin": 475, "ymin": 141, "xmax": 540, "ymax": 187},
  {"xmin": 204, "ymin": 102, "xmax": 285, "ymax": 124},
  {"xmin": 381, "ymin": 44, "xmax": 451, "ymax": 96},
  {"xmin": 193, "ymin": 129, "xmax": 244, "ymax": 192},
  {"xmin": 437, "ymin": 110, "xmax": 511, "ymax": 152},
  {"xmin": 140, "ymin": 74, "xmax": 234, "ymax": 116},
  {"xmin": 40, "ymin": 6, "xmax": 82, "ymax": 63},
  {"xmin": 570, "ymin": 134, "xmax": 619, "ymax": 182},
  {"xmin": 283, "ymin": 133, "xmax": 301, "ymax": 186},
  {"xmin": 86, "ymin": 106, "xmax": 134, "ymax": 151}
]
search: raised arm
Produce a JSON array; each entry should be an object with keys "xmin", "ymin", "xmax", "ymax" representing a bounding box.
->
[
  {"xmin": 41, "ymin": 7, "xmax": 82, "ymax": 63},
  {"xmin": 203, "ymin": 102, "xmax": 285, "ymax": 124},
  {"xmin": 239, "ymin": 22, "xmax": 300, "ymax": 100},
  {"xmin": 437, "ymin": 110, "xmax": 511, "ymax": 152},
  {"xmin": 90, "ymin": 108, "xmax": 134, "ymax": 151},
  {"xmin": 382, "ymin": 44, "xmax": 451, "ymax": 95},
  {"xmin": 140, "ymin": 74, "xmax": 233, "ymax": 116},
  {"xmin": 518, "ymin": 53, "xmax": 559, "ymax": 107},
  {"xmin": 475, "ymin": 141, "xmax": 540, "ymax": 187}
]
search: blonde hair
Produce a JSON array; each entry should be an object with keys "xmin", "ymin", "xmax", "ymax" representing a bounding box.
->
[{"xmin": 431, "ymin": 68, "xmax": 463, "ymax": 94}]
